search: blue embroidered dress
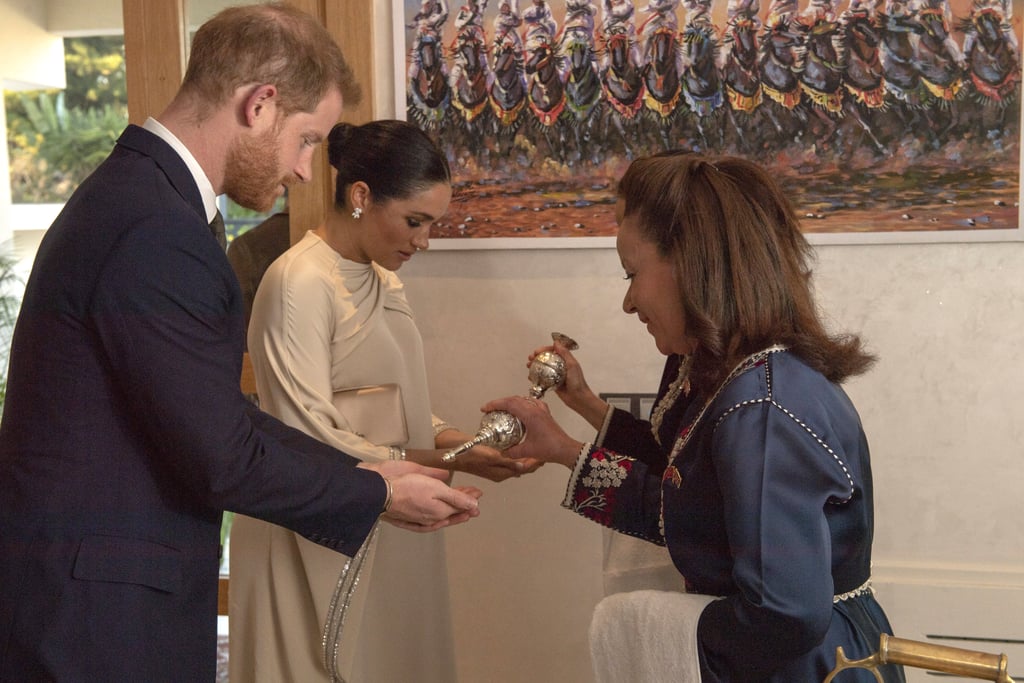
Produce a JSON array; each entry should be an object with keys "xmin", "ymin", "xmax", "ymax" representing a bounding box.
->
[{"xmin": 566, "ymin": 348, "xmax": 904, "ymax": 682}]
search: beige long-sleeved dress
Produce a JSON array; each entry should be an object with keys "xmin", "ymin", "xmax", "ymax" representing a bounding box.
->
[{"xmin": 229, "ymin": 231, "xmax": 456, "ymax": 683}]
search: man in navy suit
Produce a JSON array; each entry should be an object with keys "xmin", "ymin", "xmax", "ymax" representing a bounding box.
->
[{"xmin": 0, "ymin": 4, "xmax": 481, "ymax": 680}]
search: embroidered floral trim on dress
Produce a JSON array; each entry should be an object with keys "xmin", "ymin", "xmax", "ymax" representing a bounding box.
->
[
  {"xmin": 581, "ymin": 452, "xmax": 630, "ymax": 490},
  {"xmin": 564, "ymin": 445, "xmax": 633, "ymax": 526},
  {"xmin": 649, "ymin": 355, "xmax": 692, "ymax": 444},
  {"xmin": 562, "ymin": 441, "xmax": 593, "ymax": 508}
]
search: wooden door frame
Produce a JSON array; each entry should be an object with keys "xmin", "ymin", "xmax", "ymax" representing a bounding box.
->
[{"xmin": 121, "ymin": 0, "xmax": 375, "ymax": 244}]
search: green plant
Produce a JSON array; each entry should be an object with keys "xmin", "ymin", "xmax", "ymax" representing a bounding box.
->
[
  {"xmin": 5, "ymin": 35, "xmax": 128, "ymax": 204},
  {"xmin": 0, "ymin": 255, "xmax": 23, "ymax": 412},
  {"xmin": 60, "ymin": 36, "xmax": 127, "ymax": 111},
  {"xmin": 7, "ymin": 91, "xmax": 126, "ymax": 203}
]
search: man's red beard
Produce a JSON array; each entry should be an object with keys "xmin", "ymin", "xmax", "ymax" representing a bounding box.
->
[{"xmin": 222, "ymin": 126, "xmax": 298, "ymax": 213}]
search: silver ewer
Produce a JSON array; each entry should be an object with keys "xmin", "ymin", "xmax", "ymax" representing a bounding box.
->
[
  {"xmin": 441, "ymin": 332, "xmax": 578, "ymax": 463},
  {"xmin": 527, "ymin": 332, "xmax": 579, "ymax": 398},
  {"xmin": 527, "ymin": 351, "xmax": 566, "ymax": 399},
  {"xmin": 442, "ymin": 410, "xmax": 526, "ymax": 463}
]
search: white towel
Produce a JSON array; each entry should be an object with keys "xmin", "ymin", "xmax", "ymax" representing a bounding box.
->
[
  {"xmin": 602, "ymin": 530, "xmax": 687, "ymax": 596},
  {"xmin": 589, "ymin": 590, "xmax": 716, "ymax": 683}
]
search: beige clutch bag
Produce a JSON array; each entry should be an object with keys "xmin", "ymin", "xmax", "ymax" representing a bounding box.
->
[{"xmin": 332, "ymin": 383, "xmax": 408, "ymax": 447}]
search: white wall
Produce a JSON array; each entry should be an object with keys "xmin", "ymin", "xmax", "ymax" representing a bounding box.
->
[
  {"xmin": 0, "ymin": 1, "xmax": 65, "ymax": 88},
  {"xmin": 816, "ymin": 242, "xmax": 1024, "ymax": 567},
  {"xmin": 44, "ymin": 0, "xmax": 121, "ymax": 35}
]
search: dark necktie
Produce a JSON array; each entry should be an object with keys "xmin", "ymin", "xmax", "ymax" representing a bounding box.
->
[{"xmin": 210, "ymin": 210, "xmax": 227, "ymax": 251}]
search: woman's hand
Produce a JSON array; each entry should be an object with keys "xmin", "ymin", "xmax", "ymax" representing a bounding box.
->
[
  {"xmin": 434, "ymin": 430, "xmax": 544, "ymax": 481},
  {"xmin": 456, "ymin": 443, "xmax": 544, "ymax": 481},
  {"xmin": 528, "ymin": 341, "xmax": 608, "ymax": 430},
  {"xmin": 480, "ymin": 395, "xmax": 583, "ymax": 468}
]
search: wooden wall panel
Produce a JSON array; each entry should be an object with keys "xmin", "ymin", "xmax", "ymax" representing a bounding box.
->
[
  {"xmin": 123, "ymin": 0, "xmax": 186, "ymax": 125},
  {"xmin": 324, "ymin": 1, "xmax": 375, "ymax": 124},
  {"xmin": 287, "ymin": 0, "xmax": 376, "ymax": 244},
  {"xmin": 282, "ymin": 0, "xmax": 326, "ymax": 242}
]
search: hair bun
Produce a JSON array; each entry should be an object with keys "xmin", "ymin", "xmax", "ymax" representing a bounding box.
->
[{"xmin": 327, "ymin": 123, "xmax": 356, "ymax": 169}]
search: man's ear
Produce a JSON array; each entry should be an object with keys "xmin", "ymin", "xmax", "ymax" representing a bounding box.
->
[{"xmin": 243, "ymin": 84, "xmax": 279, "ymax": 128}]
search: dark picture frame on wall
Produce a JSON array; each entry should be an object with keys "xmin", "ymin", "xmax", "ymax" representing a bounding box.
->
[{"xmin": 394, "ymin": 0, "xmax": 1023, "ymax": 247}]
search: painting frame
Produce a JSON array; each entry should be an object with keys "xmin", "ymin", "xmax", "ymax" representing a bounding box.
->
[{"xmin": 391, "ymin": 0, "xmax": 1024, "ymax": 249}]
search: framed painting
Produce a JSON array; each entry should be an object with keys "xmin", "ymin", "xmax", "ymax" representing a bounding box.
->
[{"xmin": 394, "ymin": 0, "xmax": 1023, "ymax": 247}]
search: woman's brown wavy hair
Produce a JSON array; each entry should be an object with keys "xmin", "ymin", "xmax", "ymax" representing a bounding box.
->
[{"xmin": 617, "ymin": 150, "xmax": 875, "ymax": 392}]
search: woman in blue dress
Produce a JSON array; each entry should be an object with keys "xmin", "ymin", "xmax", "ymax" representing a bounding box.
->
[{"xmin": 487, "ymin": 151, "xmax": 905, "ymax": 682}]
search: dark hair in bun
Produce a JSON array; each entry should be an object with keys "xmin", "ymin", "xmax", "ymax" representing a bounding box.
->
[{"xmin": 326, "ymin": 120, "xmax": 450, "ymax": 208}]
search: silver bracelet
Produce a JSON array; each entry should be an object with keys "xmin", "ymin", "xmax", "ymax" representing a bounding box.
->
[
  {"xmin": 381, "ymin": 477, "xmax": 394, "ymax": 514},
  {"xmin": 432, "ymin": 421, "xmax": 454, "ymax": 438},
  {"xmin": 389, "ymin": 446, "xmax": 407, "ymax": 461}
]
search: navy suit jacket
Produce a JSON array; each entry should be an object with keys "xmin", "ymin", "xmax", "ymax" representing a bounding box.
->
[{"xmin": 0, "ymin": 125, "xmax": 385, "ymax": 681}]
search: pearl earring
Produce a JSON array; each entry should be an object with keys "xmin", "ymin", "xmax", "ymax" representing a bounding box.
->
[{"xmin": 351, "ymin": 207, "xmax": 363, "ymax": 219}]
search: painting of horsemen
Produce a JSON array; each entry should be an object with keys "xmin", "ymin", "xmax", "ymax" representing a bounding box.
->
[{"xmin": 398, "ymin": 0, "xmax": 1022, "ymax": 240}]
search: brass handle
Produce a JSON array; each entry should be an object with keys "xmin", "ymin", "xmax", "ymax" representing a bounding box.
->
[
  {"xmin": 824, "ymin": 634, "xmax": 1015, "ymax": 683},
  {"xmin": 880, "ymin": 634, "xmax": 1013, "ymax": 682}
]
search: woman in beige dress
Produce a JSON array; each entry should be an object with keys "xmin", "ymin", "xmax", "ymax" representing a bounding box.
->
[{"xmin": 229, "ymin": 120, "xmax": 537, "ymax": 682}]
